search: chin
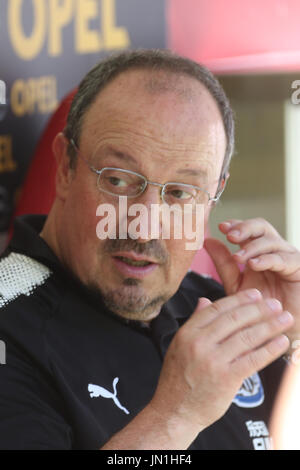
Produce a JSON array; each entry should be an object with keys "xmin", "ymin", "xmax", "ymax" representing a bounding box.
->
[{"xmin": 99, "ymin": 282, "xmax": 169, "ymax": 322}]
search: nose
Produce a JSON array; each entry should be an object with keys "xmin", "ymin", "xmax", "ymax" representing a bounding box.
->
[{"xmin": 128, "ymin": 185, "xmax": 163, "ymax": 243}]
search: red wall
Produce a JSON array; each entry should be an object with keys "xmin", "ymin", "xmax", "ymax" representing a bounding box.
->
[{"xmin": 167, "ymin": 0, "xmax": 300, "ymax": 73}]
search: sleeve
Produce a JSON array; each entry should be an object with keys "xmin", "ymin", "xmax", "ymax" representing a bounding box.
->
[{"xmin": 0, "ymin": 329, "xmax": 73, "ymax": 450}]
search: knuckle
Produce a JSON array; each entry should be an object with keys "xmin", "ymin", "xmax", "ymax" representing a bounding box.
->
[
  {"xmin": 264, "ymin": 341, "xmax": 276, "ymax": 357},
  {"xmin": 263, "ymin": 219, "xmax": 279, "ymax": 235},
  {"xmin": 239, "ymin": 328, "xmax": 255, "ymax": 349},
  {"xmin": 189, "ymin": 337, "xmax": 202, "ymax": 359},
  {"xmin": 258, "ymin": 300, "xmax": 271, "ymax": 318},
  {"xmin": 209, "ymin": 301, "xmax": 224, "ymax": 316},
  {"xmin": 227, "ymin": 308, "xmax": 241, "ymax": 326},
  {"xmin": 188, "ymin": 334, "xmax": 208, "ymax": 362},
  {"xmin": 262, "ymin": 316, "xmax": 286, "ymax": 339},
  {"xmin": 254, "ymin": 217, "xmax": 268, "ymax": 228},
  {"xmin": 269, "ymin": 317, "xmax": 283, "ymax": 334},
  {"xmin": 266, "ymin": 323, "xmax": 280, "ymax": 342}
]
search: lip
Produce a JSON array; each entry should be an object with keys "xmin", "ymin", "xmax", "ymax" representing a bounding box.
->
[
  {"xmin": 111, "ymin": 251, "xmax": 159, "ymax": 279},
  {"xmin": 112, "ymin": 251, "xmax": 160, "ymax": 265}
]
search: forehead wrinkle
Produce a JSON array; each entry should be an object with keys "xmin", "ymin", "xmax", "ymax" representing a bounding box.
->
[
  {"xmin": 91, "ymin": 132, "xmax": 217, "ymax": 170},
  {"xmin": 86, "ymin": 124, "xmax": 219, "ymax": 183},
  {"xmin": 88, "ymin": 119, "xmax": 218, "ymax": 155}
]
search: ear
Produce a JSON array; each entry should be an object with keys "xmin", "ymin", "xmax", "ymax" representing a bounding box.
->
[{"xmin": 52, "ymin": 132, "xmax": 74, "ymax": 201}]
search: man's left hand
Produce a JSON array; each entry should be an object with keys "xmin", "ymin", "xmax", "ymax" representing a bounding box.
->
[{"xmin": 204, "ymin": 218, "xmax": 300, "ymax": 346}]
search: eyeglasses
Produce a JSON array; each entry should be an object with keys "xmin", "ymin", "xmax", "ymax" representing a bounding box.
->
[{"xmin": 68, "ymin": 138, "xmax": 227, "ymax": 210}]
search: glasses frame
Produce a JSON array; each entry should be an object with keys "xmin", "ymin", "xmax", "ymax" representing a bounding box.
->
[{"xmin": 67, "ymin": 137, "xmax": 227, "ymax": 206}]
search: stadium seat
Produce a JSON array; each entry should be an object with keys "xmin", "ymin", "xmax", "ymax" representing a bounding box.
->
[{"xmin": 14, "ymin": 90, "xmax": 77, "ymax": 218}]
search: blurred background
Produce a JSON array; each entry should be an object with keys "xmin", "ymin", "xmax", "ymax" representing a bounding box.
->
[{"xmin": 1, "ymin": 0, "xmax": 300, "ymax": 259}]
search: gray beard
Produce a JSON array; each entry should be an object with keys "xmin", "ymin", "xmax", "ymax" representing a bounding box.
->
[{"xmin": 87, "ymin": 278, "xmax": 169, "ymax": 322}]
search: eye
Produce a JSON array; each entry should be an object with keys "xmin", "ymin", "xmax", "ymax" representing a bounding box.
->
[
  {"xmin": 106, "ymin": 176, "xmax": 128, "ymax": 188},
  {"xmin": 167, "ymin": 187, "xmax": 194, "ymax": 200},
  {"xmin": 171, "ymin": 190, "xmax": 191, "ymax": 200}
]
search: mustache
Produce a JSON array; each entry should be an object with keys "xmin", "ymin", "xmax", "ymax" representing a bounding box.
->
[{"xmin": 102, "ymin": 238, "xmax": 169, "ymax": 264}]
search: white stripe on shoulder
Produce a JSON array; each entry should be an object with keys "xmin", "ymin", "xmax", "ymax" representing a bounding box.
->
[{"xmin": 0, "ymin": 252, "xmax": 52, "ymax": 308}]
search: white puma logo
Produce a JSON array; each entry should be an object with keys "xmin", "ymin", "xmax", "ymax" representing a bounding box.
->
[{"xmin": 88, "ymin": 377, "xmax": 130, "ymax": 415}]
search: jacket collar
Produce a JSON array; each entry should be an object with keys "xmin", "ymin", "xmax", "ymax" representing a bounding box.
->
[{"xmin": 9, "ymin": 214, "xmax": 62, "ymax": 272}]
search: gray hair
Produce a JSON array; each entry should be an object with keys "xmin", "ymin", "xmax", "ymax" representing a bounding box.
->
[{"xmin": 65, "ymin": 49, "xmax": 235, "ymax": 190}]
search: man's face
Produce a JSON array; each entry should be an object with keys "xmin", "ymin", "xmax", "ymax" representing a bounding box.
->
[{"xmin": 56, "ymin": 69, "xmax": 226, "ymax": 321}]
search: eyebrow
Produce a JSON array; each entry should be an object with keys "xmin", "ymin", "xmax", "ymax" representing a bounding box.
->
[
  {"xmin": 176, "ymin": 168, "xmax": 209, "ymax": 178},
  {"xmin": 97, "ymin": 146, "xmax": 137, "ymax": 165},
  {"xmin": 97, "ymin": 146, "xmax": 209, "ymax": 178}
]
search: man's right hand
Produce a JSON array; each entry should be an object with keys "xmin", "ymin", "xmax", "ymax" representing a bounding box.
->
[
  {"xmin": 149, "ymin": 289, "xmax": 293, "ymax": 433},
  {"xmin": 101, "ymin": 289, "xmax": 294, "ymax": 450}
]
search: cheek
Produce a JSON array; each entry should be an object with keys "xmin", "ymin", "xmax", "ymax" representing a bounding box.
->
[
  {"xmin": 166, "ymin": 238, "xmax": 198, "ymax": 273},
  {"xmin": 165, "ymin": 206, "xmax": 210, "ymax": 276},
  {"xmin": 65, "ymin": 182, "xmax": 101, "ymax": 247}
]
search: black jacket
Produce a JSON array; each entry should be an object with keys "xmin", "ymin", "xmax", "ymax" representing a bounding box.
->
[{"xmin": 0, "ymin": 215, "xmax": 285, "ymax": 449}]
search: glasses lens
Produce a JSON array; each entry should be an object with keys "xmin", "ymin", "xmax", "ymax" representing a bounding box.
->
[
  {"xmin": 163, "ymin": 184, "xmax": 209, "ymax": 208},
  {"xmin": 98, "ymin": 168, "xmax": 146, "ymax": 197}
]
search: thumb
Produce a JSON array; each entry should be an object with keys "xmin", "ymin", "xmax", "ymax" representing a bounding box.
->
[
  {"xmin": 204, "ymin": 237, "xmax": 241, "ymax": 295},
  {"xmin": 190, "ymin": 297, "xmax": 215, "ymax": 328},
  {"xmin": 197, "ymin": 297, "xmax": 212, "ymax": 310}
]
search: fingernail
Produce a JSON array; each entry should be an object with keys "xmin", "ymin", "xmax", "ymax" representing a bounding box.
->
[
  {"xmin": 251, "ymin": 257, "xmax": 260, "ymax": 264},
  {"xmin": 277, "ymin": 311, "xmax": 293, "ymax": 324},
  {"xmin": 197, "ymin": 297, "xmax": 211, "ymax": 307},
  {"xmin": 246, "ymin": 289, "xmax": 261, "ymax": 300},
  {"xmin": 266, "ymin": 298, "xmax": 282, "ymax": 312}
]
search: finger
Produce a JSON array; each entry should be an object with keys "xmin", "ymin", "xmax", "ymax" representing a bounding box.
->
[
  {"xmin": 204, "ymin": 237, "xmax": 241, "ymax": 294},
  {"xmin": 233, "ymin": 236, "xmax": 292, "ymax": 264},
  {"xmin": 219, "ymin": 219, "xmax": 243, "ymax": 234},
  {"xmin": 247, "ymin": 252, "xmax": 300, "ymax": 279},
  {"xmin": 192, "ymin": 297, "xmax": 213, "ymax": 327},
  {"xmin": 219, "ymin": 310, "xmax": 294, "ymax": 363},
  {"xmin": 206, "ymin": 297, "xmax": 284, "ymax": 343},
  {"xmin": 188, "ymin": 288, "xmax": 262, "ymax": 329},
  {"xmin": 223, "ymin": 218, "xmax": 279, "ymax": 244},
  {"xmin": 231, "ymin": 334, "xmax": 290, "ymax": 379},
  {"xmin": 197, "ymin": 297, "xmax": 212, "ymax": 310}
]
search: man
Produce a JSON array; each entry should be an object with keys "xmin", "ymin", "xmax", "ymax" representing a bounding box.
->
[{"xmin": 0, "ymin": 49, "xmax": 299, "ymax": 450}]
